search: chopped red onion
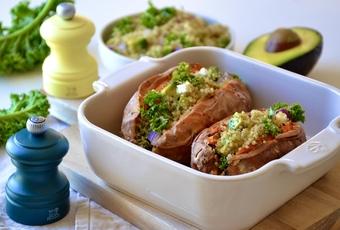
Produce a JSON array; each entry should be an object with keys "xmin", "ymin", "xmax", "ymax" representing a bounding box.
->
[
  {"xmin": 174, "ymin": 46, "xmax": 182, "ymax": 51},
  {"xmin": 147, "ymin": 131, "xmax": 160, "ymax": 143}
]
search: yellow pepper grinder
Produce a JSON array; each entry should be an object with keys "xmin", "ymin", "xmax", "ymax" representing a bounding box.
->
[{"xmin": 40, "ymin": 3, "xmax": 98, "ymax": 99}]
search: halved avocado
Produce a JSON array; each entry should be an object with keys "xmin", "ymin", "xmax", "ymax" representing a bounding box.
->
[{"xmin": 243, "ymin": 27, "xmax": 323, "ymax": 75}]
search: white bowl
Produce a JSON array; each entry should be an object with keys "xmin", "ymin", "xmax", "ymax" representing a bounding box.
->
[
  {"xmin": 79, "ymin": 47, "xmax": 340, "ymax": 230},
  {"xmin": 98, "ymin": 12, "xmax": 234, "ymax": 72}
]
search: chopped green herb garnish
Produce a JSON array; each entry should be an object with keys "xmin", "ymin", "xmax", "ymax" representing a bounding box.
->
[
  {"xmin": 132, "ymin": 37, "xmax": 148, "ymax": 52},
  {"xmin": 171, "ymin": 62, "xmax": 191, "ymax": 84},
  {"xmin": 219, "ymin": 155, "xmax": 229, "ymax": 170},
  {"xmin": 218, "ymin": 36, "xmax": 231, "ymax": 47},
  {"xmin": 161, "ymin": 33, "xmax": 197, "ymax": 55},
  {"xmin": 230, "ymin": 74, "xmax": 240, "ymax": 80},
  {"xmin": 180, "ymin": 34, "xmax": 196, "ymax": 48},
  {"xmin": 263, "ymin": 117, "xmax": 280, "ymax": 136},
  {"xmin": 171, "ymin": 62, "xmax": 204, "ymax": 87},
  {"xmin": 164, "ymin": 32, "xmax": 178, "ymax": 44},
  {"xmin": 161, "ymin": 46, "xmax": 173, "ymax": 56},
  {"xmin": 207, "ymin": 66, "xmax": 221, "ymax": 81},
  {"xmin": 113, "ymin": 17, "xmax": 135, "ymax": 35},
  {"xmin": 140, "ymin": 1, "xmax": 176, "ymax": 29},
  {"xmin": 271, "ymin": 102, "xmax": 289, "ymax": 111},
  {"xmin": 141, "ymin": 90, "xmax": 171, "ymax": 132},
  {"xmin": 288, "ymin": 104, "xmax": 305, "ymax": 122},
  {"xmin": 268, "ymin": 102, "xmax": 288, "ymax": 117}
]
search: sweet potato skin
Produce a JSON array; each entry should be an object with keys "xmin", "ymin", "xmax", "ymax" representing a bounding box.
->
[
  {"xmin": 121, "ymin": 64, "xmax": 252, "ymax": 165},
  {"xmin": 121, "ymin": 67, "xmax": 174, "ymax": 143},
  {"xmin": 191, "ymin": 116, "xmax": 306, "ymax": 175}
]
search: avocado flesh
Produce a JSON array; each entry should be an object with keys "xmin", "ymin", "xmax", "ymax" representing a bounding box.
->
[{"xmin": 244, "ymin": 27, "xmax": 322, "ymax": 75}]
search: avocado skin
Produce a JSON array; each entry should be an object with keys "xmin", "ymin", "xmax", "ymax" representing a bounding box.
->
[
  {"xmin": 243, "ymin": 27, "xmax": 323, "ymax": 75},
  {"xmin": 279, "ymin": 42, "xmax": 322, "ymax": 75}
]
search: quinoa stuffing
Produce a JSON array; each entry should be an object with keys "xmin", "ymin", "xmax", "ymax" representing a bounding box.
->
[
  {"xmin": 137, "ymin": 62, "xmax": 229, "ymax": 148},
  {"xmin": 215, "ymin": 103, "xmax": 305, "ymax": 169}
]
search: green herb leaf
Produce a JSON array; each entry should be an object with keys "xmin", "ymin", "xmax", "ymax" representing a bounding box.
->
[
  {"xmin": 140, "ymin": 1, "xmax": 176, "ymax": 29},
  {"xmin": 230, "ymin": 74, "xmax": 240, "ymax": 80},
  {"xmin": 219, "ymin": 155, "xmax": 229, "ymax": 170},
  {"xmin": 288, "ymin": 104, "xmax": 305, "ymax": 122},
  {"xmin": 0, "ymin": 90, "xmax": 50, "ymax": 146},
  {"xmin": 207, "ymin": 66, "xmax": 221, "ymax": 81},
  {"xmin": 171, "ymin": 62, "xmax": 191, "ymax": 85},
  {"xmin": 268, "ymin": 102, "xmax": 288, "ymax": 117},
  {"xmin": 171, "ymin": 62, "xmax": 203, "ymax": 87},
  {"xmin": 218, "ymin": 36, "xmax": 230, "ymax": 47},
  {"xmin": 134, "ymin": 37, "xmax": 148, "ymax": 51},
  {"xmin": 271, "ymin": 102, "xmax": 289, "ymax": 111},
  {"xmin": 112, "ymin": 17, "xmax": 135, "ymax": 35},
  {"xmin": 263, "ymin": 117, "xmax": 280, "ymax": 136},
  {"xmin": 269, "ymin": 102, "xmax": 305, "ymax": 123},
  {"xmin": 141, "ymin": 90, "xmax": 171, "ymax": 132},
  {"xmin": 164, "ymin": 32, "xmax": 178, "ymax": 45}
]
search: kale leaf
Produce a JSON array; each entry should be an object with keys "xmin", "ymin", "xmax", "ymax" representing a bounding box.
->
[
  {"xmin": 0, "ymin": 90, "xmax": 50, "ymax": 146},
  {"xmin": 0, "ymin": 0, "xmax": 73, "ymax": 74}
]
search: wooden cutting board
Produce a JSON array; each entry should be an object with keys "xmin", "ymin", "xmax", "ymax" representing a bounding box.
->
[{"xmin": 60, "ymin": 125, "xmax": 340, "ymax": 230}]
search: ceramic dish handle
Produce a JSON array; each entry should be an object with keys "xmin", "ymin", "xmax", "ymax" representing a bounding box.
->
[
  {"xmin": 282, "ymin": 116, "xmax": 340, "ymax": 174},
  {"xmin": 93, "ymin": 57, "xmax": 159, "ymax": 92}
]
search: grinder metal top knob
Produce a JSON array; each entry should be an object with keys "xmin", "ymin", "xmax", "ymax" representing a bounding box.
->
[
  {"xmin": 5, "ymin": 116, "xmax": 70, "ymax": 225},
  {"xmin": 57, "ymin": 3, "xmax": 76, "ymax": 20}
]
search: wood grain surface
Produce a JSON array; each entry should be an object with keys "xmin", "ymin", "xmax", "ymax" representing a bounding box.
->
[{"xmin": 61, "ymin": 125, "xmax": 340, "ymax": 230}]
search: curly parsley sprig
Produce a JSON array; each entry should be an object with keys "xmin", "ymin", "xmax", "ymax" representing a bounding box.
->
[
  {"xmin": 269, "ymin": 102, "xmax": 305, "ymax": 122},
  {"xmin": 141, "ymin": 90, "xmax": 171, "ymax": 132}
]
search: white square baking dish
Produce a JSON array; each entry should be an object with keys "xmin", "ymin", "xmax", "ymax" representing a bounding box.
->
[{"xmin": 78, "ymin": 47, "xmax": 340, "ymax": 230}]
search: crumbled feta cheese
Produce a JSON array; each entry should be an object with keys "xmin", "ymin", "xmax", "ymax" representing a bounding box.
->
[
  {"xmin": 275, "ymin": 111, "xmax": 288, "ymax": 125},
  {"xmin": 176, "ymin": 81, "xmax": 193, "ymax": 94},
  {"xmin": 197, "ymin": 67, "xmax": 208, "ymax": 77},
  {"xmin": 143, "ymin": 29, "xmax": 151, "ymax": 36},
  {"xmin": 227, "ymin": 154, "xmax": 233, "ymax": 163}
]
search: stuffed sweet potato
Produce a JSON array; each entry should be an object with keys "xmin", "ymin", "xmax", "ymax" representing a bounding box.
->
[
  {"xmin": 121, "ymin": 62, "xmax": 252, "ymax": 165},
  {"xmin": 191, "ymin": 102, "xmax": 306, "ymax": 175}
]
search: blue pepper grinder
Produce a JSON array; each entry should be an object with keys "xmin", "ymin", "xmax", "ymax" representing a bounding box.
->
[{"xmin": 5, "ymin": 116, "xmax": 70, "ymax": 225}]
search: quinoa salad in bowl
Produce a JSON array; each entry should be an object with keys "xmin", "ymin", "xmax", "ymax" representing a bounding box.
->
[{"xmin": 98, "ymin": 2, "xmax": 233, "ymax": 71}]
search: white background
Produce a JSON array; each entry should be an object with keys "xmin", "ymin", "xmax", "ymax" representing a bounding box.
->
[{"xmin": 0, "ymin": 0, "xmax": 339, "ymax": 108}]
